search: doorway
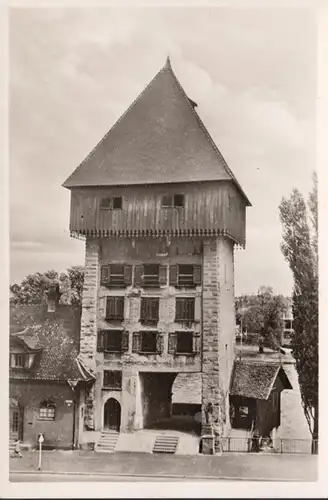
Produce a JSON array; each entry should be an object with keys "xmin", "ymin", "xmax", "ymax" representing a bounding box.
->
[
  {"xmin": 103, "ymin": 398, "xmax": 121, "ymax": 431},
  {"xmin": 10, "ymin": 406, "xmax": 23, "ymax": 441}
]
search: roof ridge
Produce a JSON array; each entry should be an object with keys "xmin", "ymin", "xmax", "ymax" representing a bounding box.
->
[{"xmin": 63, "ymin": 61, "xmax": 168, "ymax": 189}]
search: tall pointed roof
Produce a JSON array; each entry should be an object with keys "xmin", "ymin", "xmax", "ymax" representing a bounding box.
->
[{"xmin": 63, "ymin": 58, "xmax": 250, "ymax": 205}]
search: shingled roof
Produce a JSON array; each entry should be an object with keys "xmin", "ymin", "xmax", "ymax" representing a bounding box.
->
[
  {"xmin": 9, "ymin": 304, "xmax": 94, "ymax": 383},
  {"xmin": 230, "ymin": 360, "xmax": 292, "ymax": 400},
  {"xmin": 63, "ymin": 57, "xmax": 250, "ymax": 206}
]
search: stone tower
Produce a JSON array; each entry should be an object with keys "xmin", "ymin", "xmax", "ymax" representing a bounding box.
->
[{"xmin": 63, "ymin": 57, "xmax": 250, "ymax": 450}]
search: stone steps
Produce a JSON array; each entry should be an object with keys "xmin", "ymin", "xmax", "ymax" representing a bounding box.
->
[
  {"xmin": 153, "ymin": 435, "xmax": 179, "ymax": 454},
  {"xmin": 95, "ymin": 431, "xmax": 119, "ymax": 453}
]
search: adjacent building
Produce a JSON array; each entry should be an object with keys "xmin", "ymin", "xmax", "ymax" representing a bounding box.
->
[{"xmin": 9, "ymin": 290, "xmax": 94, "ymax": 450}]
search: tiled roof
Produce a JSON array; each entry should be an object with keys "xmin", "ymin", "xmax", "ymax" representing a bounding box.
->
[
  {"xmin": 172, "ymin": 373, "xmax": 201, "ymax": 404},
  {"xmin": 9, "ymin": 304, "xmax": 94, "ymax": 383},
  {"xmin": 63, "ymin": 57, "xmax": 250, "ymax": 206},
  {"xmin": 230, "ymin": 360, "xmax": 292, "ymax": 400}
]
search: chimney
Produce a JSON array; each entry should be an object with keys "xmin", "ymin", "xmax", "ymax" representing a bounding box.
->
[
  {"xmin": 59, "ymin": 270, "xmax": 72, "ymax": 305},
  {"xmin": 46, "ymin": 283, "xmax": 61, "ymax": 313}
]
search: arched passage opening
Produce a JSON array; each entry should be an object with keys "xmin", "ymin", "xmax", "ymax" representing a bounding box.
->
[{"xmin": 103, "ymin": 398, "xmax": 121, "ymax": 432}]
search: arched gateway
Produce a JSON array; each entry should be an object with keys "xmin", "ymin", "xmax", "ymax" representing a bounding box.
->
[{"xmin": 103, "ymin": 398, "xmax": 121, "ymax": 432}]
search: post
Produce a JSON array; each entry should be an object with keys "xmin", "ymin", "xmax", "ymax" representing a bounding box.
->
[
  {"xmin": 37, "ymin": 433, "xmax": 44, "ymax": 470},
  {"xmin": 72, "ymin": 400, "xmax": 76, "ymax": 450}
]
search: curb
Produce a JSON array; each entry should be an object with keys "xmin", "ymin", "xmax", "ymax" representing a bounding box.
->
[{"xmin": 9, "ymin": 470, "xmax": 308, "ymax": 482}]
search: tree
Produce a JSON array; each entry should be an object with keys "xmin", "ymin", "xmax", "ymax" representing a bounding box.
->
[
  {"xmin": 10, "ymin": 267, "xmax": 85, "ymax": 306},
  {"xmin": 67, "ymin": 266, "xmax": 84, "ymax": 305},
  {"xmin": 279, "ymin": 173, "xmax": 318, "ymax": 454},
  {"xmin": 235, "ymin": 287, "xmax": 286, "ymax": 349}
]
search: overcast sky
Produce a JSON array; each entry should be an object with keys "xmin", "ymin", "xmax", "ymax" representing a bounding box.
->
[{"xmin": 9, "ymin": 7, "xmax": 316, "ymax": 296}]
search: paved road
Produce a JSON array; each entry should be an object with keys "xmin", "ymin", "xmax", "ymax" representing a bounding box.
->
[
  {"xmin": 10, "ymin": 473, "xmax": 193, "ymax": 482},
  {"xmin": 10, "ymin": 450, "xmax": 318, "ymax": 482}
]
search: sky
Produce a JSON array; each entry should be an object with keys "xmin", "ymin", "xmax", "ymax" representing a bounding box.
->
[{"xmin": 9, "ymin": 6, "xmax": 317, "ymax": 296}]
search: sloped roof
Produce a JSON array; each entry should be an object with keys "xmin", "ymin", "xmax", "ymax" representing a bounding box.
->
[
  {"xmin": 63, "ymin": 57, "xmax": 250, "ymax": 206},
  {"xmin": 9, "ymin": 304, "xmax": 94, "ymax": 383},
  {"xmin": 230, "ymin": 360, "xmax": 292, "ymax": 400},
  {"xmin": 172, "ymin": 372, "xmax": 201, "ymax": 404}
]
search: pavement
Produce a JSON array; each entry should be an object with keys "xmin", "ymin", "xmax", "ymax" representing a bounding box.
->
[{"xmin": 9, "ymin": 450, "xmax": 318, "ymax": 482}]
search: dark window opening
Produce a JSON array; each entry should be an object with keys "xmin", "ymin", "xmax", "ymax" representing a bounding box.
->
[
  {"xmin": 140, "ymin": 298, "xmax": 159, "ymax": 324},
  {"xmin": 109, "ymin": 264, "xmax": 125, "ymax": 287},
  {"xmin": 178, "ymin": 264, "xmax": 194, "ymax": 286},
  {"xmin": 174, "ymin": 194, "xmax": 184, "ymax": 207},
  {"xmin": 284, "ymin": 319, "xmax": 292, "ymax": 330},
  {"xmin": 161, "ymin": 194, "xmax": 185, "ymax": 208},
  {"xmin": 140, "ymin": 331, "xmax": 157, "ymax": 353},
  {"xmin": 104, "ymin": 330, "xmax": 122, "ymax": 352},
  {"xmin": 106, "ymin": 296, "xmax": 124, "ymax": 320},
  {"xmin": 175, "ymin": 298, "xmax": 195, "ymax": 322},
  {"xmin": 143, "ymin": 264, "xmax": 159, "ymax": 287},
  {"xmin": 176, "ymin": 331, "xmax": 193, "ymax": 354},
  {"xmin": 103, "ymin": 370, "xmax": 122, "ymax": 389},
  {"xmin": 100, "ymin": 197, "xmax": 123, "ymax": 210}
]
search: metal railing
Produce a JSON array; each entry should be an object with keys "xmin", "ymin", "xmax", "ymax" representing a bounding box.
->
[{"xmin": 219, "ymin": 437, "xmax": 318, "ymax": 454}]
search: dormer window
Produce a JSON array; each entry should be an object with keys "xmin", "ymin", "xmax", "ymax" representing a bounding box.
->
[
  {"xmin": 11, "ymin": 353, "xmax": 27, "ymax": 369},
  {"xmin": 161, "ymin": 194, "xmax": 184, "ymax": 208},
  {"xmin": 100, "ymin": 197, "xmax": 123, "ymax": 210}
]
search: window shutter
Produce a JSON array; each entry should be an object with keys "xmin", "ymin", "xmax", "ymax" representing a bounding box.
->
[
  {"xmin": 175, "ymin": 299, "xmax": 181, "ymax": 321},
  {"xmin": 118, "ymin": 297, "xmax": 124, "ymax": 319},
  {"xmin": 124, "ymin": 265, "xmax": 133, "ymax": 286},
  {"xmin": 169, "ymin": 265, "xmax": 178, "ymax": 286},
  {"xmin": 194, "ymin": 297, "xmax": 201, "ymax": 322},
  {"xmin": 156, "ymin": 333, "xmax": 164, "ymax": 354},
  {"xmin": 140, "ymin": 299, "xmax": 146, "ymax": 322},
  {"xmin": 193, "ymin": 332, "xmax": 201, "ymax": 354},
  {"xmin": 152, "ymin": 299, "xmax": 159, "ymax": 321},
  {"xmin": 168, "ymin": 332, "xmax": 178, "ymax": 354},
  {"xmin": 134, "ymin": 264, "xmax": 144, "ymax": 287},
  {"xmin": 106, "ymin": 297, "xmax": 114, "ymax": 319},
  {"xmin": 193, "ymin": 265, "xmax": 202, "ymax": 285},
  {"xmin": 132, "ymin": 332, "xmax": 141, "ymax": 353},
  {"xmin": 121, "ymin": 331, "xmax": 129, "ymax": 352},
  {"xmin": 97, "ymin": 330, "xmax": 105, "ymax": 352},
  {"xmin": 159, "ymin": 265, "xmax": 167, "ymax": 286},
  {"xmin": 100, "ymin": 265, "xmax": 110, "ymax": 286}
]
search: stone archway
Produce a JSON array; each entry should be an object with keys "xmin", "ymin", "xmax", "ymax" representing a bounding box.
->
[{"xmin": 103, "ymin": 398, "xmax": 121, "ymax": 432}]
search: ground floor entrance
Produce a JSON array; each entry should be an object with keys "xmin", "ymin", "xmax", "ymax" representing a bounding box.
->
[
  {"xmin": 10, "ymin": 400, "xmax": 23, "ymax": 441},
  {"xmin": 103, "ymin": 398, "xmax": 121, "ymax": 432}
]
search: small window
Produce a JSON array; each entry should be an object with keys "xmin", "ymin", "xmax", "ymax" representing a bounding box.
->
[
  {"xmin": 109, "ymin": 264, "xmax": 125, "ymax": 287},
  {"xmin": 140, "ymin": 298, "xmax": 159, "ymax": 324},
  {"xmin": 284, "ymin": 319, "xmax": 292, "ymax": 330},
  {"xmin": 174, "ymin": 194, "xmax": 184, "ymax": 207},
  {"xmin": 141, "ymin": 331, "xmax": 157, "ymax": 353},
  {"xmin": 175, "ymin": 298, "xmax": 195, "ymax": 322},
  {"xmin": 11, "ymin": 411, "xmax": 19, "ymax": 432},
  {"xmin": 176, "ymin": 331, "xmax": 193, "ymax": 354},
  {"xmin": 39, "ymin": 401, "xmax": 56, "ymax": 421},
  {"xmin": 106, "ymin": 296, "xmax": 124, "ymax": 320},
  {"xmin": 161, "ymin": 194, "xmax": 184, "ymax": 208},
  {"xmin": 11, "ymin": 353, "xmax": 27, "ymax": 369},
  {"xmin": 103, "ymin": 330, "xmax": 122, "ymax": 352},
  {"xmin": 239, "ymin": 406, "xmax": 249, "ymax": 418},
  {"xmin": 272, "ymin": 392, "xmax": 278, "ymax": 412},
  {"xmin": 143, "ymin": 264, "xmax": 159, "ymax": 287},
  {"xmin": 103, "ymin": 370, "xmax": 122, "ymax": 389},
  {"xmin": 100, "ymin": 197, "xmax": 123, "ymax": 210},
  {"xmin": 178, "ymin": 264, "xmax": 194, "ymax": 287}
]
